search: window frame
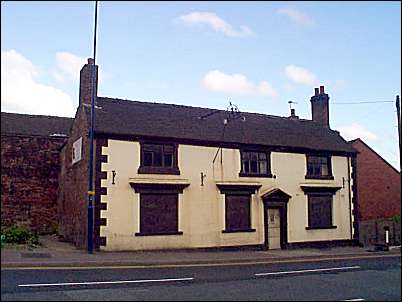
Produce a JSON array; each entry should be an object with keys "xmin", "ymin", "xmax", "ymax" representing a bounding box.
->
[
  {"xmin": 239, "ymin": 149, "xmax": 272, "ymax": 178},
  {"xmin": 135, "ymin": 193, "xmax": 183, "ymax": 236},
  {"xmin": 138, "ymin": 141, "xmax": 180, "ymax": 175},
  {"xmin": 222, "ymin": 194, "xmax": 256, "ymax": 233},
  {"xmin": 305, "ymin": 192, "xmax": 337, "ymax": 230},
  {"xmin": 305, "ymin": 154, "xmax": 334, "ymax": 180}
]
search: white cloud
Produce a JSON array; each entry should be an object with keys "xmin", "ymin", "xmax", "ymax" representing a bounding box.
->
[
  {"xmin": 338, "ymin": 123, "xmax": 378, "ymax": 142},
  {"xmin": 277, "ymin": 7, "xmax": 314, "ymax": 26},
  {"xmin": 54, "ymin": 52, "xmax": 86, "ymax": 82},
  {"xmin": 178, "ymin": 11, "xmax": 254, "ymax": 37},
  {"xmin": 285, "ymin": 65, "xmax": 317, "ymax": 86},
  {"xmin": 54, "ymin": 51, "xmax": 105, "ymax": 83},
  {"xmin": 202, "ymin": 70, "xmax": 277, "ymax": 97},
  {"xmin": 1, "ymin": 49, "xmax": 75, "ymax": 117}
]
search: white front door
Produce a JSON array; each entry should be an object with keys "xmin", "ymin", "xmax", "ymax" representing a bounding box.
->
[{"xmin": 267, "ymin": 208, "xmax": 281, "ymax": 249}]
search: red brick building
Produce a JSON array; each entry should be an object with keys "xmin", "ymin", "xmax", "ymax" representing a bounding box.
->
[
  {"xmin": 350, "ymin": 138, "xmax": 401, "ymax": 246},
  {"xmin": 1, "ymin": 113, "xmax": 73, "ymax": 234}
]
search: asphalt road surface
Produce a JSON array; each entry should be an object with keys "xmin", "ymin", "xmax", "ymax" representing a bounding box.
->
[{"xmin": 1, "ymin": 255, "xmax": 400, "ymax": 301}]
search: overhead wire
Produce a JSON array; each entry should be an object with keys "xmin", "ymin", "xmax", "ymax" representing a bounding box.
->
[{"xmin": 331, "ymin": 101, "xmax": 394, "ymax": 104}]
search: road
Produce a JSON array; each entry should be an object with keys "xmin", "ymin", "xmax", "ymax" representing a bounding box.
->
[{"xmin": 1, "ymin": 255, "xmax": 400, "ymax": 301}]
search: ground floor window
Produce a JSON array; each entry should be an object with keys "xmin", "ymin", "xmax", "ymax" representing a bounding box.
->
[
  {"xmin": 138, "ymin": 193, "xmax": 180, "ymax": 235},
  {"xmin": 224, "ymin": 194, "xmax": 253, "ymax": 232},
  {"xmin": 307, "ymin": 194, "xmax": 333, "ymax": 229}
]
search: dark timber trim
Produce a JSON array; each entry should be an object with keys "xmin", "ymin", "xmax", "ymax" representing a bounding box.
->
[
  {"xmin": 286, "ymin": 239, "xmax": 357, "ymax": 249},
  {"xmin": 222, "ymin": 229, "xmax": 256, "ymax": 233},
  {"xmin": 216, "ymin": 184, "xmax": 261, "ymax": 195},
  {"xmin": 94, "ymin": 132, "xmax": 356, "ymax": 157},
  {"xmin": 305, "ymin": 225, "xmax": 337, "ymax": 230},
  {"xmin": 130, "ymin": 183, "xmax": 190, "ymax": 194},
  {"xmin": 300, "ymin": 186, "xmax": 342, "ymax": 194},
  {"xmin": 135, "ymin": 231, "xmax": 183, "ymax": 237},
  {"xmin": 94, "ymin": 137, "xmax": 108, "ymax": 249},
  {"xmin": 351, "ymin": 154, "xmax": 360, "ymax": 241}
]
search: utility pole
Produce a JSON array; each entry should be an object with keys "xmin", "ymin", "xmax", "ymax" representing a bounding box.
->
[
  {"xmin": 87, "ymin": 0, "xmax": 98, "ymax": 254},
  {"xmin": 396, "ymin": 95, "xmax": 401, "ymax": 174}
]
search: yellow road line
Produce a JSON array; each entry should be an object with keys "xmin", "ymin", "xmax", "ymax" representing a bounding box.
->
[{"xmin": 1, "ymin": 254, "xmax": 399, "ymax": 271}]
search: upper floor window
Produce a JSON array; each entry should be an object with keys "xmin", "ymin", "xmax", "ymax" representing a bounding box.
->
[
  {"xmin": 239, "ymin": 150, "xmax": 272, "ymax": 177},
  {"xmin": 306, "ymin": 155, "xmax": 333, "ymax": 179},
  {"xmin": 138, "ymin": 142, "xmax": 180, "ymax": 175}
]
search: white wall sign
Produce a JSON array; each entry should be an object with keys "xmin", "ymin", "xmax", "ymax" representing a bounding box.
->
[{"xmin": 72, "ymin": 137, "xmax": 82, "ymax": 164}]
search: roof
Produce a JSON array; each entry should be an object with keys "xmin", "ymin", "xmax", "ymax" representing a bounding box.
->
[
  {"xmin": 88, "ymin": 97, "xmax": 356, "ymax": 154},
  {"xmin": 1, "ymin": 112, "xmax": 73, "ymax": 137},
  {"xmin": 349, "ymin": 138, "xmax": 400, "ymax": 174}
]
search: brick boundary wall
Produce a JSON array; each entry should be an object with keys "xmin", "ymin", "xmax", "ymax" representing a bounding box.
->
[
  {"xmin": 359, "ymin": 217, "xmax": 401, "ymax": 246},
  {"xmin": 1, "ymin": 134, "xmax": 67, "ymax": 234}
]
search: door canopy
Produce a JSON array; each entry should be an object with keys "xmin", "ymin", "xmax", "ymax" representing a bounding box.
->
[{"xmin": 261, "ymin": 188, "xmax": 291, "ymax": 202}]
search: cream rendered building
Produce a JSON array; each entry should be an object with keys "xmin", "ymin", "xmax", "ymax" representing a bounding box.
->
[
  {"xmin": 99, "ymin": 141, "xmax": 353, "ymax": 251},
  {"xmin": 58, "ymin": 60, "xmax": 358, "ymax": 251}
]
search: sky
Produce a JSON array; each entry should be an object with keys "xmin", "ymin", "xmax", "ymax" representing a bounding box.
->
[{"xmin": 1, "ymin": 1, "xmax": 401, "ymax": 170}]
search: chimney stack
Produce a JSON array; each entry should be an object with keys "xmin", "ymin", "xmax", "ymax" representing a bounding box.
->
[
  {"xmin": 310, "ymin": 85, "xmax": 329, "ymax": 128},
  {"xmin": 289, "ymin": 108, "xmax": 299, "ymax": 119},
  {"xmin": 79, "ymin": 58, "xmax": 98, "ymax": 107}
]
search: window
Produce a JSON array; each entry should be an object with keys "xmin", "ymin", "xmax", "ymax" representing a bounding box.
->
[
  {"xmin": 306, "ymin": 155, "xmax": 333, "ymax": 179},
  {"xmin": 240, "ymin": 151, "xmax": 271, "ymax": 177},
  {"xmin": 137, "ymin": 193, "xmax": 182, "ymax": 236},
  {"xmin": 224, "ymin": 194, "xmax": 255, "ymax": 232},
  {"xmin": 307, "ymin": 194, "xmax": 336, "ymax": 229},
  {"xmin": 72, "ymin": 137, "xmax": 82, "ymax": 164},
  {"xmin": 138, "ymin": 142, "xmax": 180, "ymax": 175}
]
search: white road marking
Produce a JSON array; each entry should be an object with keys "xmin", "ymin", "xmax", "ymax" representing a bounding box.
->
[
  {"xmin": 343, "ymin": 299, "xmax": 365, "ymax": 301},
  {"xmin": 18, "ymin": 277, "xmax": 194, "ymax": 287},
  {"xmin": 2, "ymin": 254, "xmax": 399, "ymax": 271},
  {"xmin": 255, "ymin": 265, "xmax": 360, "ymax": 276}
]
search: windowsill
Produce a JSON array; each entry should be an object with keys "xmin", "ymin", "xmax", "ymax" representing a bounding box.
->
[
  {"xmin": 239, "ymin": 172, "xmax": 273, "ymax": 178},
  {"xmin": 305, "ymin": 225, "xmax": 337, "ymax": 230},
  {"xmin": 138, "ymin": 166, "xmax": 180, "ymax": 175},
  {"xmin": 222, "ymin": 228, "xmax": 256, "ymax": 233},
  {"xmin": 135, "ymin": 231, "xmax": 183, "ymax": 236},
  {"xmin": 305, "ymin": 175, "xmax": 334, "ymax": 180}
]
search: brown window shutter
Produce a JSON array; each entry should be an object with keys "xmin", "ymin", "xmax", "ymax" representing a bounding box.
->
[
  {"xmin": 225, "ymin": 195, "xmax": 251, "ymax": 231},
  {"xmin": 140, "ymin": 194, "xmax": 178, "ymax": 234}
]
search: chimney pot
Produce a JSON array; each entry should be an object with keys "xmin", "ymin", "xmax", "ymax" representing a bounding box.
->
[
  {"xmin": 289, "ymin": 108, "xmax": 299, "ymax": 119},
  {"xmin": 319, "ymin": 85, "xmax": 325, "ymax": 94},
  {"xmin": 88, "ymin": 58, "xmax": 94, "ymax": 64},
  {"xmin": 314, "ymin": 88, "xmax": 319, "ymax": 96}
]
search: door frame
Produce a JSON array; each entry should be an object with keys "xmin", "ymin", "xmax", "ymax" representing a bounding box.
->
[{"xmin": 262, "ymin": 189, "xmax": 291, "ymax": 250}]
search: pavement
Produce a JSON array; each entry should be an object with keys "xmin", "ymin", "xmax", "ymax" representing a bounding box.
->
[{"xmin": 1, "ymin": 234, "xmax": 400, "ymax": 269}]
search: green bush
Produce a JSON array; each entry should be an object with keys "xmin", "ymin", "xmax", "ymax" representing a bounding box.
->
[
  {"xmin": 392, "ymin": 215, "xmax": 400, "ymax": 224},
  {"xmin": 1, "ymin": 225, "xmax": 39, "ymax": 245}
]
